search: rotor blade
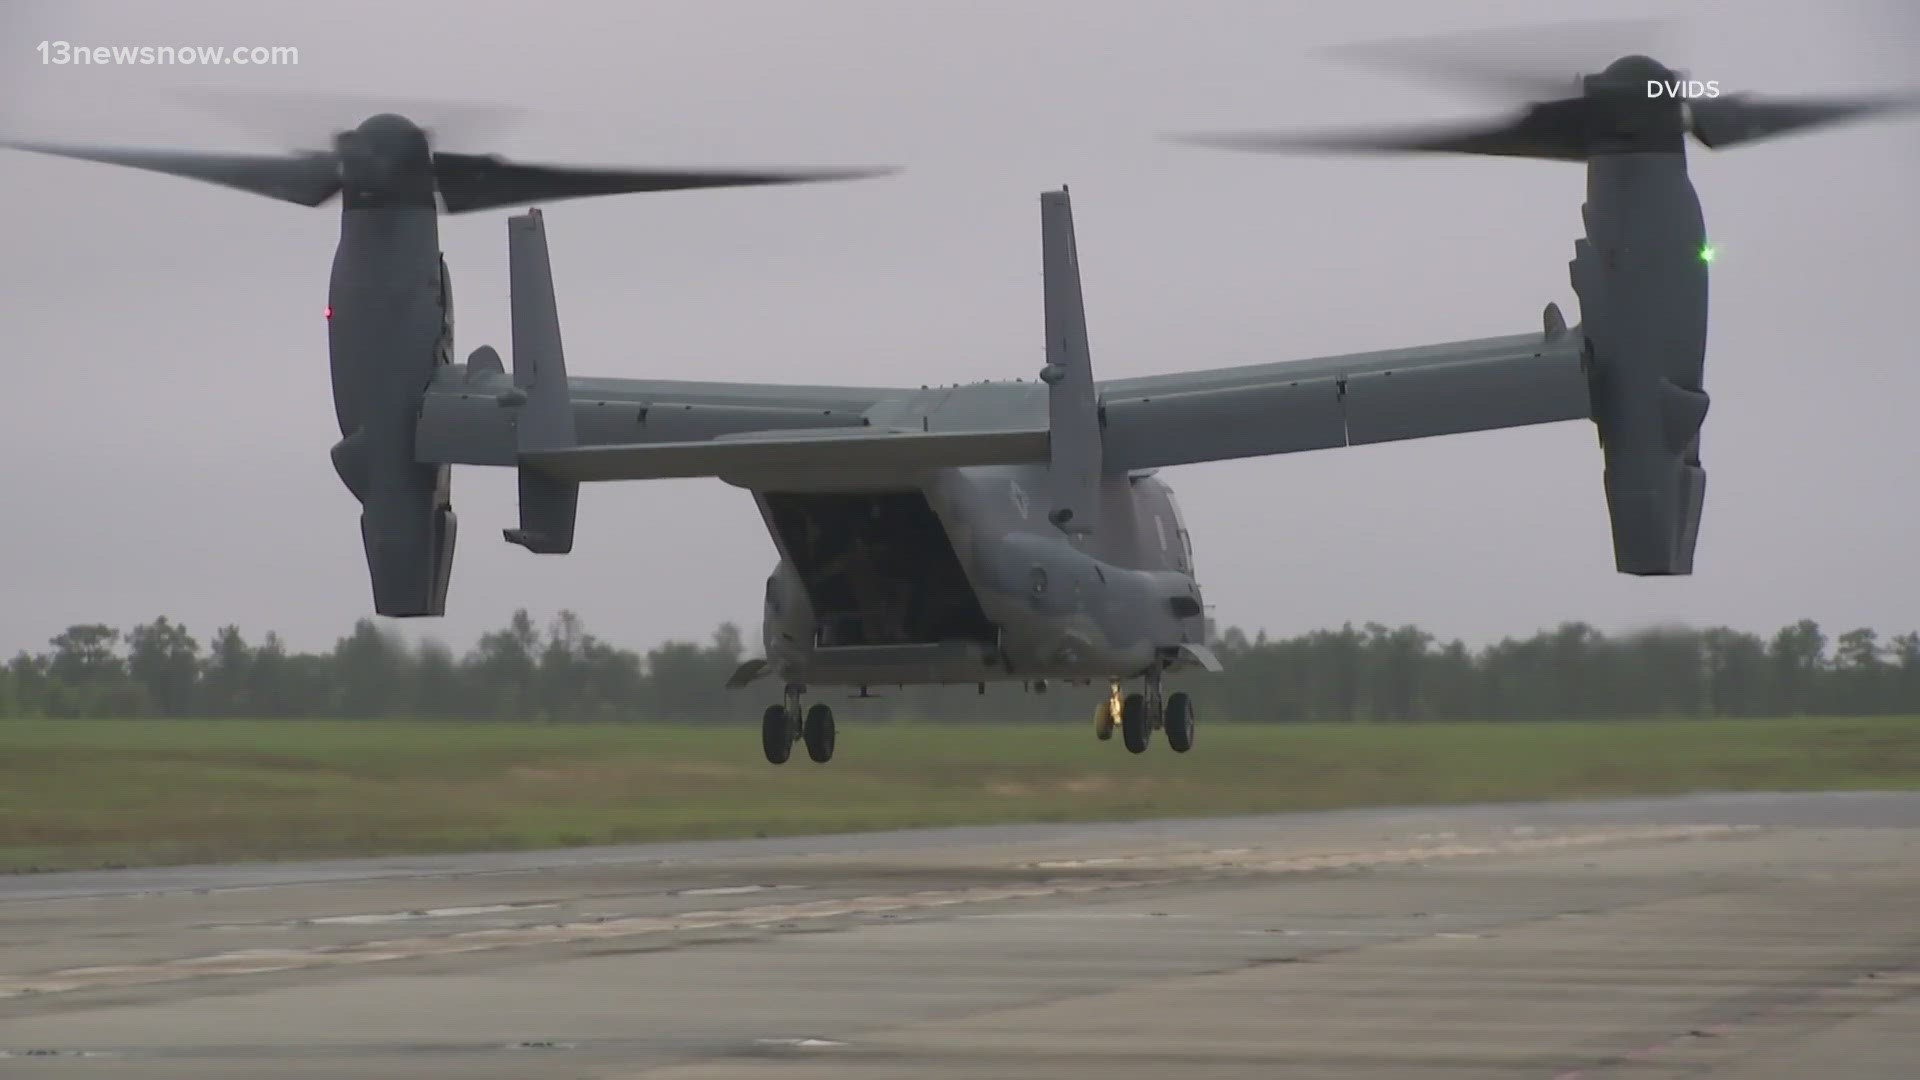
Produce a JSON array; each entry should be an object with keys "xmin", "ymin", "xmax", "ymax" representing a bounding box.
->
[
  {"xmin": 1167, "ymin": 100, "xmax": 1593, "ymax": 162},
  {"xmin": 0, "ymin": 139, "xmax": 341, "ymax": 204},
  {"xmin": 1318, "ymin": 17, "xmax": 1676, "ymax": 100},
  {"xmin": 1689, "ymin": 92, "xmax": 1920, "ymax": 149},
  {"xmin": 430, "ymin": 153, "xmax": 899, "ymax": 213},
  {"xmin": 179, "ymin": 88, "xmax": 525, "ymax": 152}
]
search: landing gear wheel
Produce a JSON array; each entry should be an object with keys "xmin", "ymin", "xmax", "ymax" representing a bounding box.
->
[
  {"xmin": 1164, "ymin": 691, "xmax": 1195, "ymax": 753},
  {"xmin": 1094, "ymin": 697, "xmax": 1116, "ymax": 741},
  {"xmin": 1120, "ymin": 692, "xmax": 1151, "ymax": 754},
  {"xmin": 804, "ymin": 703, "xmax": 837, "ymax": 763},
  {"xmin": 762, "ymin": 704, "xmax": 794, "ymax": 765}
]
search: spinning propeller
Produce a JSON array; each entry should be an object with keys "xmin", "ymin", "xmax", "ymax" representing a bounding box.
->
[
  {"xmin": 1170, "ymin": 20, "xmax": 1919, "ymax": 580},
  {"xmin": 1, "ymin": 92, "xmax": 897, "ymax": 212},
  {"xmin": 1168, "ymin": 20, "xmax": 1920, "ymax": 160}
]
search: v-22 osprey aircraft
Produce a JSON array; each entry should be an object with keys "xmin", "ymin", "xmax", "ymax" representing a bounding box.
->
[{"xmin": 6, "ymin": 45, "xmax": 1913, "ymax": 765}]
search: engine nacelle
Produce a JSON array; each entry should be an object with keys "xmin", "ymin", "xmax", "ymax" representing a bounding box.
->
[
  {"xmin": 332, "ymin": 430, "xmax": 457, "ymax": 617},
  {"xmin": 327, "ymin": 208, "xmax": 459, "ymax": 616},
  {"xmin": 1572, "ymin": 152, "xmax": 1711, "ymax": 575}
]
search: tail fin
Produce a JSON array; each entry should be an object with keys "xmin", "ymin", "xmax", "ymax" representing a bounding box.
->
[
  {"xmin": 1038, "ymin": 187, "xmax": 1101, "ymax": 538},
  {"xmin": 501, "ymin": 208, "xmax": 581, "ymax": 554}
]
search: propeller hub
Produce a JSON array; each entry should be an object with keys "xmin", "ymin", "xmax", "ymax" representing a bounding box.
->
[
  {"xmin": 1574, "ymin": 54, "xmax": 1691, "ymax": 152},
  {"xmin": 1584, "ymin": 54, "xmax": 1683, "ymax": 105},
  {"xmin": 335, "ymin": 113, "xmax": 436, "ymax": 210},
  {"xmin": 1597, "ymin": 54, "xmax": 1677, "ymax": 84}
]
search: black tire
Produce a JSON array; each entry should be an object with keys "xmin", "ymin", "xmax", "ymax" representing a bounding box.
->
[
  {"xmin": 1120, "ymin": 692, "xmax": 1151, "ymax": 754},
  {"xmin": 1164, "ymin": 691, "xmax": 1195, "ymax": 753},
  {"xmin": 1094, "ymin": 697, "xmax": 1116, "ymax": 741},
  {"xmin": 762, "ymin": 704, "xmax": 793, "ymax": 765},
  {"xmin": 804, "ymin": 702, "xmax": 837, "ymax": 763}
]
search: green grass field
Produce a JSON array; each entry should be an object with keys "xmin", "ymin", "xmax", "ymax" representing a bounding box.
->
[{"xmin": 3, "ymin": 716, "xmax": 1917, "ymax": 873}]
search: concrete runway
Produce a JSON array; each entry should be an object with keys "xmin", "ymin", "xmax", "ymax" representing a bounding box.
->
[{"xmin": 2, "ymin": 793, "xmax": 1917, "ymax": 1078}]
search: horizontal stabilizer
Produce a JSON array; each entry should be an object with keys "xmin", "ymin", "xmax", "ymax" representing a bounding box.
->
[{"xmin": 522, "ymin": 427, "xmax": 1050, "ymax": 482}]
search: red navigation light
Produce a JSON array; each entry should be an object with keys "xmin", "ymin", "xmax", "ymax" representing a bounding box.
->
[{"xmin": 324, "ymin": 304, "xmax": 333, "ymax": 321}]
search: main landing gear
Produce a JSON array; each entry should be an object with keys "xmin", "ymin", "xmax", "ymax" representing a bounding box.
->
[
  {"xmin": 1093, "ymin": 674, "xmax": 1195, "ymax": 755},
  {"xmin": 763, "ymin": 685, "xmax": 835, "ymax": 765}
]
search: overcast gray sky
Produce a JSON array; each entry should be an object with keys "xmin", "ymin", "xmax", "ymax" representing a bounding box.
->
[{"xmin": 1, "ymin": 0, "xmax": 1915, "ymax": 657}]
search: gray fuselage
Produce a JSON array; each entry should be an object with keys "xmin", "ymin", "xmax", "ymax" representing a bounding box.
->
[{"xmin": 752, "ymin": 463, "xmax": 1207, "ymax": 688}]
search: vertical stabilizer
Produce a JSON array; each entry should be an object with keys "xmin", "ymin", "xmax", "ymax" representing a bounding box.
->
[
  {"xmin": 503, "ymin": 208, "xmax": 581, "ymax": 554},
  {"xmin": 1038, "ymin": 187, "xmax": 1101, "ymax": 538}
]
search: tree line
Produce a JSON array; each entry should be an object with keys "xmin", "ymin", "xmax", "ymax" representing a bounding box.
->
[{"xmin": 2, "ymin": 612, "xmax": 1916, "ymax": 723}]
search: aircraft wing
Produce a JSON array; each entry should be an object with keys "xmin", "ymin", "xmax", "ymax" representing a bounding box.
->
[
  {"xmin": 416, "ymin": 369, "xmax": 905, "ymax": 468},
  {"xmin": 1097, "ymin": 311, "xmax": 1590, "ymax": 472},
  {"xmin": 521, "ymin": 426, "xmax": 1050, "ymax": 482}
]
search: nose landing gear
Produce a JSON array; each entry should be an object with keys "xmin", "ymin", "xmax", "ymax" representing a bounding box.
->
[
  {"xmin": 1164, "ymin": 690, "xmax": 1195, "ymax": 753},
  {"xmin": 763, "ymin": 685, "xmax": 837, "ymax": 765},
  {"xmin": 1093, "ymin": 672, "xmax": 1195, "ymax": 754},
  {"xmin": 803, "ymin": 702, "xmax": 837, "ymax": 763},
  {"xmin": 762, "ymin": 702, "xmax": 796, "ymax": 764}
]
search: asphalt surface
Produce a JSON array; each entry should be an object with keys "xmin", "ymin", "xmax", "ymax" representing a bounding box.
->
[{"xmin": 2, "ymin": 792, "xmax": 1917, "ymax": 1078}]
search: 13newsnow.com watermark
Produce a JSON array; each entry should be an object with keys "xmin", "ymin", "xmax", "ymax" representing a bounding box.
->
[{"xmin": 37, "ymin": 41, "xmax": 300, "ymax": 66}]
